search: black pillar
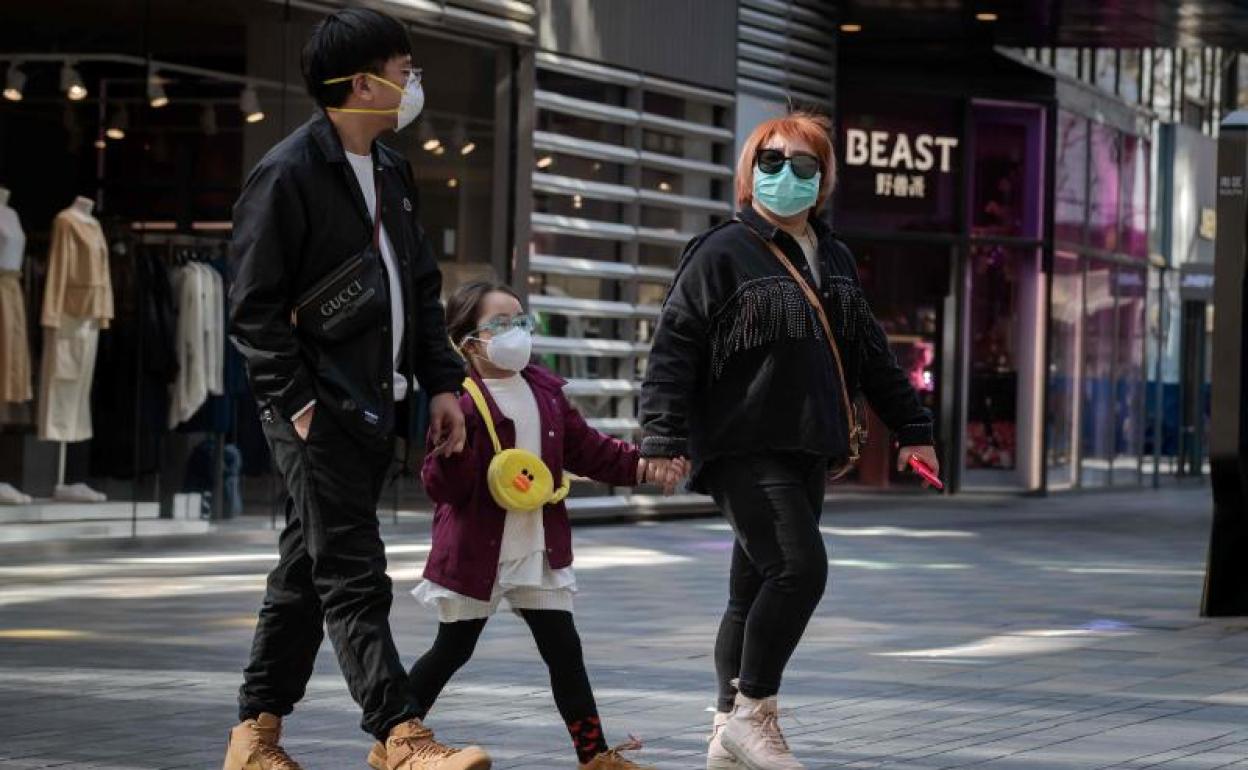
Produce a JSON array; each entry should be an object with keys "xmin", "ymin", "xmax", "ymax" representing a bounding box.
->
[{"xmin": 1202, "ymin": 110, "xmax": 1248, "ymax": 617}]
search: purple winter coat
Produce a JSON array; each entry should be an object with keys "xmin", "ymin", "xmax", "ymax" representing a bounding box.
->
[{"xmin": 420, "ymin": 364, "xmax": 640, "ymax": 601}]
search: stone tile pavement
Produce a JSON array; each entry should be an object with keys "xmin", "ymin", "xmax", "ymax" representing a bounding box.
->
[{"xmin": 1, "ymin": 485, "xmax": 1246, "ymax": 769}]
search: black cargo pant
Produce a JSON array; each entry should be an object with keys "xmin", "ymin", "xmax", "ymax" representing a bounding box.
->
[{"xmin": 238, "ymin": 404, "xmax": 418, "ymax": 740}]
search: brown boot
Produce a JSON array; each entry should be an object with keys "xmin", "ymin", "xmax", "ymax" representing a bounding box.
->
[
  {"xmin": 578, "ymin": 739, "xmax": 657, "ymax": 770},
  {"xmin": 380, "ymin": 718, "xmax": 491, "ymax": 770},
  {"xmin": 222, "ymin": 713, "xmax": 303, "ymax": 770}
]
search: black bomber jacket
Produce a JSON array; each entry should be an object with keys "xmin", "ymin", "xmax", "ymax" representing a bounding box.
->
[
  {"xmin": 228, "ymin": 111, "xmax": 463, "ymax": 439},
  {"xmin": 639, "ymin": 205, "xmax": 934, "ymax": 487}
]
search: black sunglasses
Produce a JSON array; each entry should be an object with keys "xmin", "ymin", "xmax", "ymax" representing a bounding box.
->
[{"xmin": 756, "ymin": 148, "xmax": 821, "ymax": 180}]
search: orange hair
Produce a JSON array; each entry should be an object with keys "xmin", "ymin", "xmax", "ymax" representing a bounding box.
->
[{"xmin": 735, "ymin": 111, "xmax": 837, "ymax": 211}]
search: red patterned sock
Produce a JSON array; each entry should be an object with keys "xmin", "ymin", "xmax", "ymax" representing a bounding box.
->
[{"xmin": 567, "ymin": 714, "xmax": 608, "ymax": 764}]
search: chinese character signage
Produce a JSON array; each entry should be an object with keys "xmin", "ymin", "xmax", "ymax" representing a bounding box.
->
[{"xmin": 834, "ymin": 92, "xmax": 962, "ymax": 233}]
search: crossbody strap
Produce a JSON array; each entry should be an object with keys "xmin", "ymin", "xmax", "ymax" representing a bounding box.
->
[
  {"xmin": 372, "ymin": 175, "xmax": 383, "ymax": 249},
  {"xmin": 738, "ymin": 220, "xmax": 857, "ymax": 438},
  {"xmin": 461, "ymin": 378, "xmax": 503, "ymax": 454}
]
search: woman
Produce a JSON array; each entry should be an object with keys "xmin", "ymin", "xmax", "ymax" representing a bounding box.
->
[{"xmin": 639, "ymin": 112, "xmax": 939, "ymax": 770}]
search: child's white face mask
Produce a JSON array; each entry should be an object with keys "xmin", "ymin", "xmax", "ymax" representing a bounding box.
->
[{"xmin": 477, "ymin": 327, "xmax": 532, "ymax": 372}]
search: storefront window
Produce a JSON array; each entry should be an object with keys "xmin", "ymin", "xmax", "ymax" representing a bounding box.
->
[
  {"xmin": 1055, "ymin": 111, "xmax": 1087, "ymax": 245},
  {"xmin": 850, "ymin": 239, "xmax": 948, "ymax": 487},
  {"xmin": 1113, "ymin": 267, "xmax": 1147, "ymax": 485},
  {"xmin": 970, "ymin": 103, "xmax": 1044, "ymax": 239},
  {"xmin": 835, "ymin": 91, "xmax": 962, "ymax": 234},
  {"xmin": 1120, "ymin": 50, "xmax": 1142, "ymax": 103},
  {"xmin": 1088, "ymin": 123, "xmax": 1121, "ymax": 252},
  {"xmin": 1094, "ymin": 49, "xmax": 1118, "ymax": 94},
  {"xmin": 1121, "ymin": 135, "xmax": 1150, "ymax": 259},
  {"xmin": 1081, "ymin": 260, "xmax": 1116, "ymax": 487},
  {"xmin": 965, "ymin": 245, "xmax": 1020, "ymax": 471},
  {"xmin": 1047, "ymin": 251, "xmax": 1083, "ymax": 489}
]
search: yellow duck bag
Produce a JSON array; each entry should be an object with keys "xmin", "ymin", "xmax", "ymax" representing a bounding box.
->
[{"xmin": 461, "ymin": 377, "xmax": 572, "ymax": 511}]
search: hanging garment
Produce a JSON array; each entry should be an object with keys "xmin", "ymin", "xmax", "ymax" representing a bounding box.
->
[
  {"xmin": 0, "ymin": 271, "xmax": 32, "ymax": 404},
  {"xmin": 37, "ymin": 316, "xmax": 100, "ymax": 442},
  {"xmin": 90, "ymin": 247, "xmax": 179, "ymax": 478},
  {"xmin": 0, "ymin": 202, "xmax": 27, "ymax": 272},
  {"xmin": 169, "ymin": 263, "xmax": 209, "ymax": 427}
]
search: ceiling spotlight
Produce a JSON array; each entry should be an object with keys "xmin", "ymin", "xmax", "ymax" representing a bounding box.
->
[
  {"xmin": 572, "ymin": 194, "xmax": 583, "ymax": 210},
  {"xmin": 147, "ymin": 68, "xmax": 169, "ymax": 108},
  {"xmin": 239, "ymin": 86, "xmax": 264, "ymax": 123},
  {"xmin": 106, "ymin": 105, "xmax": 129, "ymax": 140},
  {"xmin": 447, "ymin": 178, "xmax": 459, "ymax": 189},
  {"xmin": 432, "ymin": 145, "xmax": 446, "ymax": 156},
  {"xmin": 839, "ymin": 23, "xmax": 863, "ymax": 33},
  {"xmin": 94, "ymin": 138, "xmax": 107, "ymax": 150},
  {"xmin": 200, "ymin": 104, "xmax": 218, "ymax": 136},
  {"xmin": 419, "ymin": 120, "xmax": 441, "ymax": 152},
  {"xmin": 61, "ymin": 61, "xmax": 87, "ymax": 101},
  {"xmin": 536, "ymin": 155, "xmax": 554, "ymax": 169},
  {"xmin": 975, "ymin": 12, "xmax": 998, "ymax": 21},
  {"xmin": 453, "ymin": 122, "xmax": 475, "ymax": 155},
  {"xmin": 4, "ymin": 64, "xmax": 26, "ymax": 102}
]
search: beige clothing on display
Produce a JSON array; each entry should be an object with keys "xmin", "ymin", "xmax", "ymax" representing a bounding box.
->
[
  {"xmin": 0, "ymin": 272, "xmax": 32, "ymax": 404},
  {"xmin": 37, "ymin": 316, "xmax": 100, "ymax": 442},
  {"xmin": 41, "ymin": 210, "xmax": 113, "ymax": 330}
]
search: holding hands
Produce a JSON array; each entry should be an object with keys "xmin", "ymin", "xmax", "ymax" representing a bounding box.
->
[{"xmin": 637, "ymin": 456, "xmax": 691, "ymax": 495}]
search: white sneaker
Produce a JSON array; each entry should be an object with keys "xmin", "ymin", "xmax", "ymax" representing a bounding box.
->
[
  {"xmin": 707, "ymin": 711, "xmax": 743, "ymax": 770},
  {"xmin": 54, "ymin": 483, "xmax": 107, "ymax": 503},
  {"xmin": 0, "ymin": 482, "xmax": 31, "ymax": 505},
  {"xmin": 720, "ymin": 694, "xmax": 803, "ymax": 770}
]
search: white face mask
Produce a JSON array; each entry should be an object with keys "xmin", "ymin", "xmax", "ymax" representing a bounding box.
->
[
  {"xmin": 322, "ymin": 71, "xmax": 424, "ymax": 131},
  {"xmin": 475, "ymin": 327, "xmax": 532, "ymax": 372}
]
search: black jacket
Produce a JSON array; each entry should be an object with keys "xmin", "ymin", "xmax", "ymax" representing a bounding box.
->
[
  {"xmin": 639, "ymin": 206, "xmax": 933, "ymax": 488},
  {"xmin": 229, "ymin": 112, "xmax": 463, "ymax": 440}
]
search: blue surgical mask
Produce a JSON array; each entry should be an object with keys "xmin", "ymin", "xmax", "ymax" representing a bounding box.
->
[{"xmin": 753, "ymin": 163, "xmax": 821, "ymax": 218}]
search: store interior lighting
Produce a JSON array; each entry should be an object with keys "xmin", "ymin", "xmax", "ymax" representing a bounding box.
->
[
  {"xmin": 105, "ymin": 105, "xmax": 129, "ymax": 140},
  {"xmin": 147, "ymin": 68, "xmax": 169, "ymax": 108},
  {"xmin": 60, "ymin": 61, "xmax": 87, "ymax": 101},
  {"xmin": 239, "ymin": 85, "xmax": 264, "ymax": 123},
  {"xmin": 419, "ymin": 120, "xmax": 441, "ymax": 152},
  {"xmin": 536, "ymin": 155, "xmax": 554, "ymax": 169},
  {"xmin": 840, "ymin": 23, "xmax": 863, "ymax": 33},
  {"xmin": 454, "ymin": 122, "xmax": 475, "ymax": 155},
  {"xmin": 447, "ymin": 177, "xmax": 459, "ymax": 188},
  {"xmin": 3, "ymin": 64, "xmax": 25, "ymax": 102},
  {"xmin": 975, "ymin": 12, "xmax": 998, "ymax": 22}
]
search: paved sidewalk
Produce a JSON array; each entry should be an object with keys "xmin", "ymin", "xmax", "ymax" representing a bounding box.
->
[{"xmin": 2, "ymin": 486, "xmax": 1246, "ymax": 769}]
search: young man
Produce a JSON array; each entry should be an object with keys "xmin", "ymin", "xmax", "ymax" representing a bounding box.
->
[{"xmin": 225, "ymin": 8, "xmax": 489, "ymax": 770}]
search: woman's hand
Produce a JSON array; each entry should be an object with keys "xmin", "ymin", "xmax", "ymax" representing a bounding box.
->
[
  {"xmin": 898, "ymin": 445, "xmax": 940, "ymax": 486},
  {"xmin": 638, "ymin": 457, "xmax": 691, "ymax": 495},
  {"xmin": 428, "ymin": 393, "xmax": 467, "ymax": 457}
]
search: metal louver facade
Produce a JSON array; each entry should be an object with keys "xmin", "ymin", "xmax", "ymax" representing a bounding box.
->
[
  {"xmin": 525, "ymin": 51, "xmax": 736, "ymax": 448},
  {"xmin": 737, "ymin": 0, "xmax": 836, "ymax": 109},
  {"xmin": 383, "ymin": 0, "xmax": 537, "ymax": 42}
]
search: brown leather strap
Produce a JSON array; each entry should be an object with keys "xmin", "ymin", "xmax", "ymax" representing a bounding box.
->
[{"xmin": 739, "ymin": 220, "xmax": 857, "ymax": 439}]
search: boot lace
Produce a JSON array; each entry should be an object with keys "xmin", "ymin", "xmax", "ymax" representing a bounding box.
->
[
  {"xmin": 752, "ymin": 708, "xmax": 791, "ymax": 754},
  {"xmin": 250, "ymin": 724, "xmax": 301, "ymax": 770},
  {"xmin": 596, "ymin": 735, "xmax": 650, "ymax": 768},
  {"xmin": 391, "ymin": 726, "xmax": 460, "ymax": 761}
]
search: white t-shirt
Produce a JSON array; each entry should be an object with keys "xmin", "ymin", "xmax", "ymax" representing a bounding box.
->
[
  {"xmin": 483, "ymin": 374, "xmax": 546, "ymax": 562},
  {"xmin": 797, "ymin": 228, "xmax": 821, "ymax": 290},
  {"xmin": 346, "ymin": 151, "xmax": 407, "ymax": 401}
]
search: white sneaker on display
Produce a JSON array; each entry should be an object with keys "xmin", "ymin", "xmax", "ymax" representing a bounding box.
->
[
  {"xmin": 720, "ymin": 694, "xmax": 804, "ymax": 770},
  {"xmin": 54, "ymin": 483, "xmax": 107, "ymax": 503},
  {"xmin": 0, "ymin": 482, "xmax": 31, "ymax": 505},
  {"xmin": 707, "ymin": 711, "xmax": 743, "ymax": 770}
]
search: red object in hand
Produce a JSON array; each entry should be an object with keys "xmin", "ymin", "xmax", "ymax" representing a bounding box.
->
[{"xmin": 908, "ymin": 455, "xmax": 944, "ymax": 490}]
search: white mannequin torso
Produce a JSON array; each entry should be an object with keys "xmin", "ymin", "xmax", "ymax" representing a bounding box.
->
[
  {"xmin": 69, "ymin": 196, "xmax": 96, "ymax": 225},
  {"xmin": 0, "ymin": 188, "xmax": 25, "ymax": 272}
]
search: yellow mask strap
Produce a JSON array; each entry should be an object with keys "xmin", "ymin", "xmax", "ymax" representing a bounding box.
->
[
  {"xmin": 461, "ymin": 378, "xmax": 503, "ymax": 454},
  {"xmin": 322, "ymin": 72, "xmax": 402, "ymax": 115}
]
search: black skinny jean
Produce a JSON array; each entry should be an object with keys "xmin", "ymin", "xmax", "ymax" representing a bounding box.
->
[
  {"xmin": 407, "ymin": 609, "xmax": 598, "ymax": 724},
  {"xmin": 705, "ymin": 453, "xmax": 829, "ymax": 711}
]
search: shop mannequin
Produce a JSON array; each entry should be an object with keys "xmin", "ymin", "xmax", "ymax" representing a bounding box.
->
[
  {"xmin": 0, "ymin": 185, "xmax": 34, "ymax": 505},
  {"xmin": 39, "ymin": 195, "xmax": 113, "ymax": 504}
]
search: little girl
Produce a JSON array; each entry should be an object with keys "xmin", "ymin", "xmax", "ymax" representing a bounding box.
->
[{"xmin": 401, "ymin": 281, "xmax": 684, "ymax": 770}]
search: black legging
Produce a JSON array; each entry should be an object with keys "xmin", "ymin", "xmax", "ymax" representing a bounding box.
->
[
  {"xmin": 706, "ymin": 453, "xmax": 828, "ymax": 711},
  {"xmin": 408, "ymin": 609, "xmax": 598, "ymax": 725}
]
